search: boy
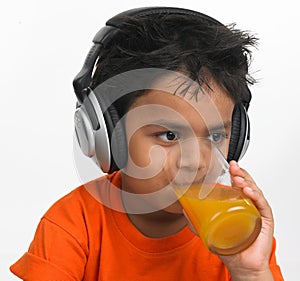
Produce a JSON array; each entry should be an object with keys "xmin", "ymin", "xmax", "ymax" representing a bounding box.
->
[{"xmin": 10, "ymin": 7, "xmax": 284, "ymax": 280}]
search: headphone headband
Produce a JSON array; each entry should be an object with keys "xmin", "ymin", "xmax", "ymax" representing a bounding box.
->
[
  {"xmin": 106, "ymin": 7, "xmax": 223, "ymax": 28},
  {"xmin": 73, "ymin": 7, "xmax": 237, "ymax": 105}
]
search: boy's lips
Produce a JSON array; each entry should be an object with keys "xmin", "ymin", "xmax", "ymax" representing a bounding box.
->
[{"xmin": 171, "ymin": 178, "xmax": 205, "ymax": 187}]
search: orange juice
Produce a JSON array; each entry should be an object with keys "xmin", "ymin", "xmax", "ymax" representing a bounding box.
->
[{"xmin": 174, "ymin": 184, "xmax": 262, "ymax": 255}]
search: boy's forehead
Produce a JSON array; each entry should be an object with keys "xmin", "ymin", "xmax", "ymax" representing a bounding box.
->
[
  {"xmin": 134, "ymin": 70, "xmax": 233, "ymax": 109},
  {"xmin": 125, "ymin": 86, "xmax": 234, "ymax": 133}
]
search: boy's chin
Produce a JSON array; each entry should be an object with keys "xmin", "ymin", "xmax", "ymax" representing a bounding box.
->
[{"xmin": 163, "ymin": 201, "xmax": 184, "ymax": 214}]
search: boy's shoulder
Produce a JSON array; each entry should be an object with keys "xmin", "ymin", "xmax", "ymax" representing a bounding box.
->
[
  {"xmin": 41, "ymin": 172, "xmax": 122, "ymax": 237},
  {"xmin": 45, "ymin": 175, "xmax": 104, "ymax": 215}
]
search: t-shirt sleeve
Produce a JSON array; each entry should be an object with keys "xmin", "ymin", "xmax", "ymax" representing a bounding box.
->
[
  {"xmin": 10, "ymin": 216, "xmax": 88, "ymax": 281},
  {"xmin": 269, "ymin": 238, "xmax": 284, "ymax": 281}
]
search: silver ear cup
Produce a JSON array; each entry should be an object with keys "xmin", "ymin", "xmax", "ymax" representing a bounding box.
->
[
  {"xmin": 74, "ymin": 108, "xmax": 95, "ymax": 158},
  {"xmin": 90, "ymin": 91, "xmax": 111, "ymax": 173},
  {"xmin": 74, "ymin": 91, "xmax": 112, "ymax": 173}
]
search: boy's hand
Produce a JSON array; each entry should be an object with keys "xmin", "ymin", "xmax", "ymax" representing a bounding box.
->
[{"xmin": 218, "ymin": 161, "xmax": 274, "ymax": 281}]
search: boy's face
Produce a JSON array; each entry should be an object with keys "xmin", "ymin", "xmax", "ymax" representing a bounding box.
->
[{"xmin": 121, "ymin": 75, "xmax": 235, "ymax": 213}]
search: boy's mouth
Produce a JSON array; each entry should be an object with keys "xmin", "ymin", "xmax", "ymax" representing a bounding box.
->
[{"xmin": 171, "ymin": 178, "xmax": 205, "ymax": 188}]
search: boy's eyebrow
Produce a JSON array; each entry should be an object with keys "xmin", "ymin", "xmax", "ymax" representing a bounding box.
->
[
  {"xmin": 145, "ymin": 120, "xmax": 190, "ymax": 131},
  {"xmin": 208, "ymin": 121, "xmax": 232, "ymax": 131},
  {"xmin": 144, "ymin": 119, "xmax": 232, "ymax": 131}
]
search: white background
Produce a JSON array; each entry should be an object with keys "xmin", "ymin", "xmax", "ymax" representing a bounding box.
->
[{"xmin": 1, "ymin": 0, "xmax": 299, "ymax": 280}]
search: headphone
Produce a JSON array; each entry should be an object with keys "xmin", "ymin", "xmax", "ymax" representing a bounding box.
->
[{"xmin": 73, "ymin": 7, "xmax": 251, "ymax": 174}]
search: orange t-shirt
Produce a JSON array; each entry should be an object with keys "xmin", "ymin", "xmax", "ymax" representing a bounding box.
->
[{"xmin": 10, "ymin": 172, "xmax": 283, "ymax": 280}]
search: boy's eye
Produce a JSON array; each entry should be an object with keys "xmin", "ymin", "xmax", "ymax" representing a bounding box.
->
[
  {"xmin": 208, "ymin": 132, "xmax": 227, "ymax": 145},
  {"xmin": 156, "ymin": 131, "xmax": 179, "ymax": 142}
]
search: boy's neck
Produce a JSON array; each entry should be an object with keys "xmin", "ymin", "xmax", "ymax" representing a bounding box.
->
[
  {"xmin": 120, "ymin": 174, "xmax": 187, "ymax": 238},
  {"xmin": 126, "ymin": 211, "xmax": 187, "ymax": 238}
]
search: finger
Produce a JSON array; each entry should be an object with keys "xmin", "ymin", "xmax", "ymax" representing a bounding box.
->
[
  {"xmin": 229, "ymin": 163, "xmax": 273, "ymax": 220},
  {"xmin": 242, "ymin": 186, "xmax": 273, "ymax": 223},
  {"xmin": 229, "ymin": 161, "xmax": 256, "ymax": 187}
]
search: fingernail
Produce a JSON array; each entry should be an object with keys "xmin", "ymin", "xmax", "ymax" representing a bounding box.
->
[
  {"xmin": 244, "ymin": 187, "xmax": 253, "ymax": 193},
  {"xmin": 235, "ymin": 176, "xmax": 244, "ymax": 182}
]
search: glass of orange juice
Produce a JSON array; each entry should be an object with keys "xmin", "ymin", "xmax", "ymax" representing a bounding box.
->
[{"xmin": 174, "ymin": 146, "xmax": 261, "ymax": 255}]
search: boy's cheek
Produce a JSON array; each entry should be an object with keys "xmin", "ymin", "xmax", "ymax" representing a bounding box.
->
[
  {"xmin": 129, "ymin": 144, "xmax": 166, "ymax": 167},
  {"xmin": 126, "ymin": 145, "xmax": 168, "ymax": 179}
]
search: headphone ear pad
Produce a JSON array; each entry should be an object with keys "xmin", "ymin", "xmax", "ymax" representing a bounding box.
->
[
  {"xmin": 103, "ymin": 105, "xmax": 127, "ymax": 173},
  {"xmin": 228, "ymin": 104, "xmax": 244, "ymax": 161}
]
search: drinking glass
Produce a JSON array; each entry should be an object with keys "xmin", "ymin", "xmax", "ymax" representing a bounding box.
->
[{"xmin": 174, "ymin": 145, "xmax": 262, "ymax": 255}]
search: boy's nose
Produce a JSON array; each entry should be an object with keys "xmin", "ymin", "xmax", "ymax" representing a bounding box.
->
[{"xmin": 176, "ymin": 138, "xmax": 210, "ymax": 173}]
